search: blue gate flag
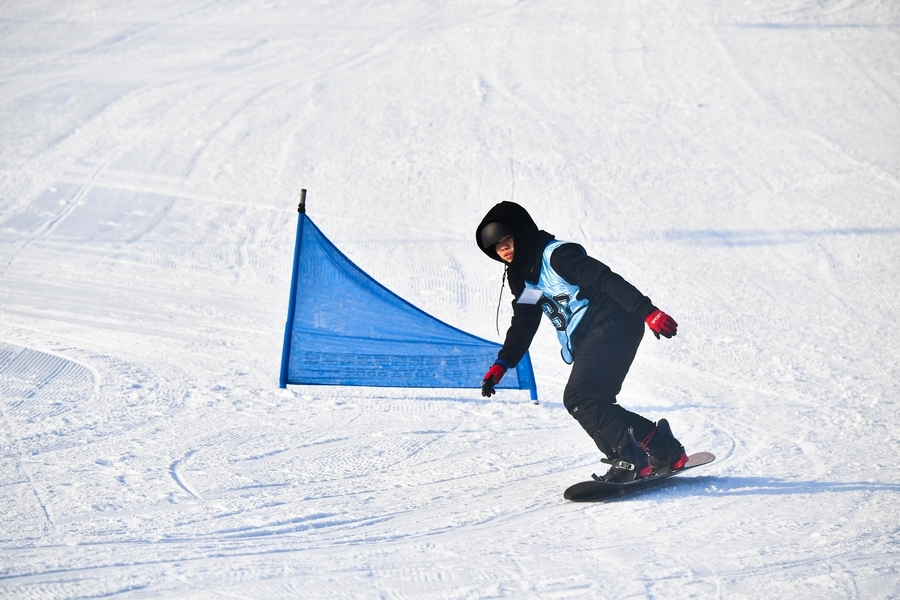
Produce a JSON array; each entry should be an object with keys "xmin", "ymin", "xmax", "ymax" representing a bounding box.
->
[{"xmin": 280, "ymin": 212, "xmax": 538, "ymax": 400}]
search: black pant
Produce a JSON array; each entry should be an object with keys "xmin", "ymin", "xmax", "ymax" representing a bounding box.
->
[{"xmin": 563, "ymin": 315, "xmax": 656, "ymax": 457}]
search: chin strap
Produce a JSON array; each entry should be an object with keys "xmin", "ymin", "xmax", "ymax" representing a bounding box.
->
[{"xmin": 495, "ymin": 265, "xmax": 507, "ymax": 335}]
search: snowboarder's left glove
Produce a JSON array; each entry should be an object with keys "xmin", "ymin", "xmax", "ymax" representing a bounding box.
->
[
  {"xmin": 646, "ymin": 309, "xmax": 678, "ymax": 340},
  {"xmin": 481, "ymin": 361, "xmax": 508, "ymax": 397}
]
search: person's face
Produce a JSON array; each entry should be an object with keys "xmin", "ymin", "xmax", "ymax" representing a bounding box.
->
[{"xmin": 494, "ymin": 235, "xmax": 514, "ymax": 263}]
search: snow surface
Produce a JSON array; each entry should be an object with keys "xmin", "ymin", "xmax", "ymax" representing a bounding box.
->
[{"xmin": 1, "ymin": 0, "xmax": 899, "ymax": 598}]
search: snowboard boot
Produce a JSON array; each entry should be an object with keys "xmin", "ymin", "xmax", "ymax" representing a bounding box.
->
[
  {"xmin": 598, "ymin": 427, "xmax": 652, "ymax": 483},
  {"xmin": 640, "ymin": 418, "xmax": 688, "ymax": 475}
]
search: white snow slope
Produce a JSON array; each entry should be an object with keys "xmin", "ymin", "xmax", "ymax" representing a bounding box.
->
[{"xmin": 1, "ymin": 1, "xmax": 899, "ymax": 598}]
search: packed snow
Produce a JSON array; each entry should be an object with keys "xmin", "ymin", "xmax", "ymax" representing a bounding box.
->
[{"xmin": 1, "ymin": 1, "xmax": 899, "ymax": 598}]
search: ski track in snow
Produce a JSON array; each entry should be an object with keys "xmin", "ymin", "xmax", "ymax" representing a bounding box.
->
[{"xmin": 1, "ymin": 0, "xmax": 899, "ymax": 598}]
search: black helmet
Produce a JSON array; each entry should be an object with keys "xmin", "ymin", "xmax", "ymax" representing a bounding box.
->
[{"xmin": 479, "ymin": 222, "xmax": 511, "ymax": 249}]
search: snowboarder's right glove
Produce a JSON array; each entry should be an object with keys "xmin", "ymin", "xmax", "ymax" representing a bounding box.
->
[
  {"xmin": 646, "ymin": 309, "xmax": 678, "ymax": 339},
  {"xmin": 481, "ymin": 360, "xmax": 508, "ymax": 397}
]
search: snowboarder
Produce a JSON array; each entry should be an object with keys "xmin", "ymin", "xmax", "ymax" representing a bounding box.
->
[{"xmin": 476, "ymin": 201, "xmax": 688, "ymax": 483}]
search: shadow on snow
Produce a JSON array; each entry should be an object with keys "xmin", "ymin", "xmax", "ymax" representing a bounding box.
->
[{"xmin": 670, "ymin": 475, "xmax": 900, "ymax": 497}]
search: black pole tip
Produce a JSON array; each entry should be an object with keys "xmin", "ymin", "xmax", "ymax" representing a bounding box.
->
[{"xmin": 298, "ymin": 189, "xmax": 307, "ymax": 213}]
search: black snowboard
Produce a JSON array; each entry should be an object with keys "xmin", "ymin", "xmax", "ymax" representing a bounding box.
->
[{"xmin": 564, "ymin": 451, "xmax": 716, "ymax": 502}]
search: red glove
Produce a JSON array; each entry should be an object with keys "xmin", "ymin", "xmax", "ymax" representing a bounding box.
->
[
  {"xmin": 481, "ymin": 361, "xmax": 508, "ymax": 397},
  {"xmin": 646, "ymin": 309, "xmax": 678, "ymax": 339}
]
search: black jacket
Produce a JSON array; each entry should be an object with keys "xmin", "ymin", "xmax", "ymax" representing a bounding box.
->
[{"xmin": 476, "ymin": 202, "xmax": 657, "ymax": 367}]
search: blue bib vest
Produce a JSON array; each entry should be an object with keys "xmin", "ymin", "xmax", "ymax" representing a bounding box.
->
[{"xmin": 523, "ymin": 240, "xmax": 589, "ymax": 364}]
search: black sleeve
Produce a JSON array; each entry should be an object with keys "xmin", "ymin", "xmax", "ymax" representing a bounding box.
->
[
  {"xmin": 495, "ymin": 272, "xmax": 542, "ymax": 368},
  {"xmin": 550, "ymin": 244, "xmax": 656, "ymax": 320}
]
